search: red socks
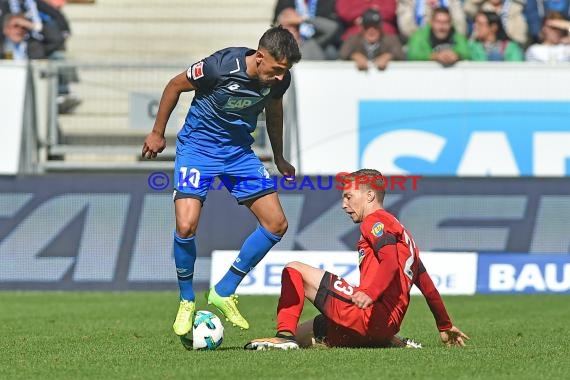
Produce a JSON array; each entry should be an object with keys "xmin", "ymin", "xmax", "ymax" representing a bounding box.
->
[{"xmin": 276, "ymin": 267, "xmax": 305, "ymax": 336}]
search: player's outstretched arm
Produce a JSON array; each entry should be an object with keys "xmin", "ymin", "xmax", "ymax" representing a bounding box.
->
[
  {"xmin": 142, "ymin": 71, "xmax": 195, "ymax": 159},
  {"xmin": 414, "ymin": 261, "xmax": 470, "ymax": 347},
  {"xmin": 414, "ymin": 260, "xmax": 453, "ymax": 330},
  {"xmin": 440, "ymin": 325, "xmax": 470, "ymax": 347}
]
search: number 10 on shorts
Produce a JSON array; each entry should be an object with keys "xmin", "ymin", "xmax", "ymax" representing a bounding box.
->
[{"xmin": 178, "ymin": 167, "xmax": 201, "ymax": 188}]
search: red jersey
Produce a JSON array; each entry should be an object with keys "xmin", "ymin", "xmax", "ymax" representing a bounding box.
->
[{"xmin": 357, "ymin": 209, "xmax": 452, "ymax": 331}]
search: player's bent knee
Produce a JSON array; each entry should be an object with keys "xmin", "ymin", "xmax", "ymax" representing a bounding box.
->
[
  {"xmin": 284, "ymin": 261, "xmax": 304, "ymax": 272},
  {"xmin": 176, "ymin": 229, "xmax": 196, "ymax": 239},
  {"xmin": 275, "ymin": 218, "xmax": 289, "ymax": 236},
  {"xmin": 263, "ymin": 217, "xmax": 288, "ymax": 236},
  {"xmin": 176, "ymin": 222, "xmax": 198, "ymax": 238},
  {"xmin": 278, "ymin": 218, "xmax": 289, "ymax": 236}
]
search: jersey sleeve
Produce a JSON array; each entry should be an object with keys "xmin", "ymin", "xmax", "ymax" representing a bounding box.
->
[
  {"xmin": 270, "ymin": 70, "xmax": 291, "ymax": 99},
  {"xmin": 186, "ymin": 54, "xmax": 220, "ymax": 91},
  {"xmin": 357, "ymin": 220, "xmax": 399, "ymax": 302},
  {"xmin": 414, "ymin": 260, "xmax": 453, "ymax": 331}
]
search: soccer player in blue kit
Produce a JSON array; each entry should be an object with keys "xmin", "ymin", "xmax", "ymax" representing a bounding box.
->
[{"xmin": 141, "ymin": 26, "xmax": 301, "ymax": 336}]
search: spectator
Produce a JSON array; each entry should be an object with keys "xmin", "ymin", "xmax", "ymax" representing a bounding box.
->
[
  {"xmin": 469, "ymin": 10, "xmax": 524, "ymax": 60},
  {"xmin": 525, "ymin": 0, "xmax": 570, "ymax": 44},
  {"xmin": 0, "ymin": 0, "xmax": 44, "ymax": 40},
  {"xmin": 38, "ymin": 0, "xmax": 81, "ymax": 113},
  {"xmin": 525, "ymin": 11, "xmax": 570, "ymax": 61},
  {"xmin": 397, "ymin": 0, "xmax": 467, "ymax": 41},
  {"xmin": 407, "ymin": 7, "xmax": 470, "ymax": 66},
  {"xmin": 273, "ymin": 0, "xmax": 341, "ymax": 60},
  {"xmin": 1, "ymin": 0, "xmax": 69, "ymax": 54},
  {"xmin": 38, "ymin": 0, "xmax": 70, "ymax": 48},
  {"xmin": 1, "ymin": 13, "xmax": 33, "ymax": 59},
  {"xmin": 544, "ymin": 12, "xmax": 570, "ymax": 43},
  {"xmin": 1, "ymin": 0, "xmax": 80, "ymax": 113},
  {"xmin": 339, "ymin": 8, "xmax": 405, "ymax": 70},
  {"xmin": 464, "ymin": 0, "xmax": 529, "ymax": 46},
  {"xmin": 1, "ymin": 12, "xmax": 62, "ymax": 59},
  {"xmin": 336, "ymin": 0, "xmax": 399, "ymax": 41}
]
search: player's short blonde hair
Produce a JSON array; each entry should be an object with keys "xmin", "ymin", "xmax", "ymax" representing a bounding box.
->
[{"xmin": 342, "ymin": 169, "xmax": 386, "ymax": 204}]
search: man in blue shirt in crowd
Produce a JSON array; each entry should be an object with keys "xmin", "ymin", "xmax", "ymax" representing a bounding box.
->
[{"xmin": 142, "ymin": 26, "xmax": 301, "ymax": 336}]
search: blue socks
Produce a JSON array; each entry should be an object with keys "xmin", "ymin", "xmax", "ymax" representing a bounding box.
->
[
  {"xmin": 174, "ymin": 226, "xmax": 281, "ymax": 299},
  {"xmin": 173, "ymin": 233, "xmax": 197, "ymax": 301},
  {"xmin": 215, "ymin": 225, "xmax": 281, "ymax": 297}
]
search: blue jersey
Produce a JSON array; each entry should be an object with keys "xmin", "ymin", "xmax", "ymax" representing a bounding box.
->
[{"xmin": 182, "ymin": 47, "xmax": 291, "ymax": 153}]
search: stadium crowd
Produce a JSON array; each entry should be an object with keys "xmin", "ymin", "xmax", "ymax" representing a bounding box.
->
[
  {"xmin": 273, "ymin": 0, "xmax": 570, "ymax": 68},
  {"xmin": 0, "ymin": 0, "xmax": 80, "ymax": 113},
  {"xmin": 2, "ymin": 0, "xmax": 570, "ymax": 113}
]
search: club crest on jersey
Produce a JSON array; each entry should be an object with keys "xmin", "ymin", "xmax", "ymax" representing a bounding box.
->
[
  {"xmin": 371, "ymin": 222, "xmax": 384, "ymax": 237},
  {"xmin": 261, "ymin": 87, "xmax": 271, "ymax": 96},
  {"xmin": 190, "ymin": 61, "xmax": 204, "ymax": 79},
  {"xmin": 358, "ymin": 249, "xmax": 365, "ymax": 264}
]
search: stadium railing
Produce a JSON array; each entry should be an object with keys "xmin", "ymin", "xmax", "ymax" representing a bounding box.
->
[{"xmin": 30, "ymin": 61, "xmax": 280, "ymax": 173}]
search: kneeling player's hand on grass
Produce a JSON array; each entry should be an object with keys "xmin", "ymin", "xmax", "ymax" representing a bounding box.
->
[
  {"xmin": 440, "ymin": 326, "xmax": 469, "ymax": 347},
  {"xmin": 351, "ymin": 291, "xmax": 373, "ymax": 309}
]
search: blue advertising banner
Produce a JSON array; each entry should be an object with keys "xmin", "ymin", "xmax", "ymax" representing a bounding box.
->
[
  {"xmin": 359, "ymin": 100, "xmax": 570, "ymax": 176},
  {"xmin": 477, "ymin": 254, "xmax": 570, "ymax": 294}
]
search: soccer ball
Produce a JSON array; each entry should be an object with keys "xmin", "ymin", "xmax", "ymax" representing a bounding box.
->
[{"xmin": 180, "ymin": 310, "xmax": 224, "ymax": 350}]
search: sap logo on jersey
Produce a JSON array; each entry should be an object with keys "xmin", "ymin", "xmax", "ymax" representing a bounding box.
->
[
  {"xmin": 224, "ymin": 97, "xmax": 261, "ymax": 110},
  {"xmin": 477, "ymin": 255, "xmax": 570, "ymax": 294},
  {"xmin": 359, "ymin": 101, "xmax": 570, "ymax": 176}
]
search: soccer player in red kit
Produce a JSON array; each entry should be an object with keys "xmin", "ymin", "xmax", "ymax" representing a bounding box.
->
[{"xmin": 245, "ymin": 169, "xmax": 469, "ymax": 350}]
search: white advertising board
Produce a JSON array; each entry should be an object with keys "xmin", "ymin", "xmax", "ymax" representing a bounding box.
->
[
  {"xmin": 291, "ymin": 62, "xmax": 570, "ymax": 176},
  {"xmin": 0, "ymin": 62, "xmax": 27, "ymax": 175},
  {"xmin": 211, "ymin": 250, "xmax": 477, "ymax": 295}
]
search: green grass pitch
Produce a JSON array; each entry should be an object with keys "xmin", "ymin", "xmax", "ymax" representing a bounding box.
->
[{"xmin": 2, "ymin": 292, "xmax": 569, "ymax": 379}]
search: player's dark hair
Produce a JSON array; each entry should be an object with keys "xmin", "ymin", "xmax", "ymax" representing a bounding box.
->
[
  {"xmin": 346, "ymin": 169, "xmax": 386, "ymax": 204},
  {"xmin": 258, "ymin": 25, "xmax": 302, "ymax": 64}
]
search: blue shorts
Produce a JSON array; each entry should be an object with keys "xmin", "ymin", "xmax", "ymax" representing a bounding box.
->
[{"xmin": 173, "ymin": 143, "xmax": 275, "ymax": 204}]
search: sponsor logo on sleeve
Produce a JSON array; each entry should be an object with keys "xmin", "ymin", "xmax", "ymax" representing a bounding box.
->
[
  {"xmin": 371, "ymin": 222, "xmax": 384, "ymax": 237},
  {"xmin": 190, "ymin": 61, "xmax": 204, "ymax": 80},
  {"xmin": 358, "ymin": 249, "xmax": 365, "ymax": 264}
]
